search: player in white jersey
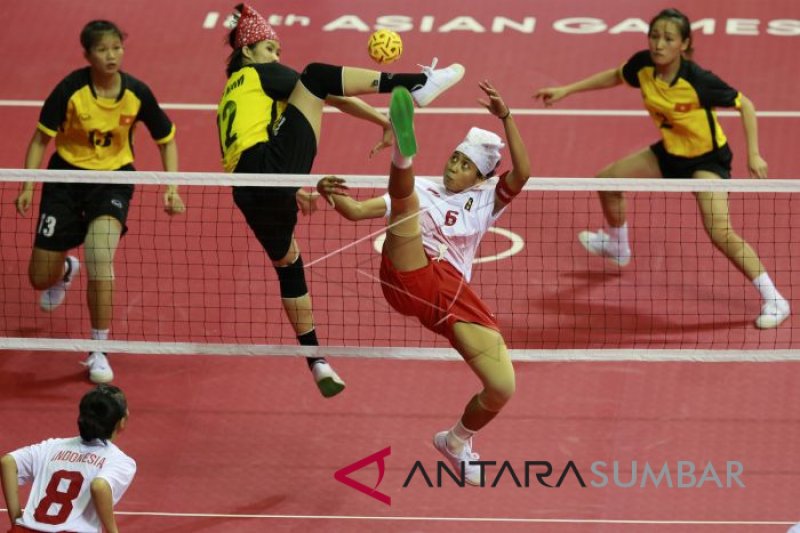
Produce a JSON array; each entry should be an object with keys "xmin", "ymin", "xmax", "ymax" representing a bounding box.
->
[
  {"xmin": 317, "ymin": 82, "xmax": 531, "ymax": 485},
  {"xmin": 1, "ymin": 385, "xmax": 135, "ymax": 533}
]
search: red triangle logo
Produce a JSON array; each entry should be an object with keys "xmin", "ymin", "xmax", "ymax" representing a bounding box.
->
[{"xmin": 334, "ymin": 447, "xmax": 392, "ymax": 505}]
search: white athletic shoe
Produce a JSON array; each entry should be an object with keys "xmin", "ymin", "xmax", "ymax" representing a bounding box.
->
[
  {"xmin": 83, "ymin": 352, "xmax": 114, "ymax": 384},
  {"xmin": 311, "ymin": 360, "xmax": 346, "ymax": 398},
  {"xmin": 40, "ymin": 256, "xmax": 80, "ymax": 312},
  {"xmin": 755, "ymin": 297, "xmax": 791, "ymax": 329},
  {"xmin": 433, "ymin": 431, "xmax": 483, "ymax": 486},
  {"xmin": 578, "ymin": 229, "xmax": 631, "ymax": 266},
  {"xmin": 410, "ymin": 58, "xmax": 465, "ymax": 108}
]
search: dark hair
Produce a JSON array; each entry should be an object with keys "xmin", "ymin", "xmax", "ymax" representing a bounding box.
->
[
  {"xmin": 80, "ymin": 20, "xmax": 126, "ymax": 52},
  {"xmin": 649, "ymin": 8, "xmax": 693, "ymax": 59},
  {"xmin": 77, "ymin": 385, "xmax": 128, "ymax": 443},
  {"xmin": 225, "ymin": 4, "xmax": 248, "ymax": 77}
]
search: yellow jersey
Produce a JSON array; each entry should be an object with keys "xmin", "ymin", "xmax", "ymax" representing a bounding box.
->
[
  {"xmin": 621, "ymin": 50, "xmax": 742, "ymax": 158},
  {"xmin": 38, "ymin": 68, "xmax": 175, "ymax": 170}
]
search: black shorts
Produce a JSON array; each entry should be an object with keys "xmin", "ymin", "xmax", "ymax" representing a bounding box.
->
[
  {"xmin": 650, "ymin": 141, "xmax": 733, "ymax": 179},
  {"xmin": 232, "ymin": 104, "xmax": 317, "ymax": 261},
  {"xmin": 34, "ymin": 154, "xmax": 134, "ymax": 252}
]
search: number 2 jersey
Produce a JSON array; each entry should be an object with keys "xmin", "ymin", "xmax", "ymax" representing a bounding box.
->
[
  {"xmin": 382, "ymin": 177, "xmax": 507, "ymax": 283},
  {"xmin": 38, "ymin": 67, "xmax": 175, "ymax": 170},
  {"xmin": 217, "ymin": 62, "xmax": 299, "ymax": 172},
  {"xmin": 621, "ymin": 50, "xmax": 742, "ymax": 158},
  {"xmin": 10, "ymin": 437, "xmax": 136, "ymax": 533}
]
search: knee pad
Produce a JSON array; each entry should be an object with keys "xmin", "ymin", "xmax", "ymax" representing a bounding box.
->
[
  {"xmin": 300, "ymin": 63, "xmax": 344, "ymax": 100},
  {"xmin": 275, "ymin": 255, "xmax": 308, "ymax": 299},
  {"xmin": 387, "ymin": 194, "xmax": 421, "ymax": 238}
]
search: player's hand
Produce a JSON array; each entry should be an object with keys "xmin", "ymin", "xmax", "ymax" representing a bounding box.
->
[
  {"xmin": 370, "ymin": 123, "xmax": 394, "ymax": 158},
  {"xmin": 477, "ymin": 80, "xmax": 509, "ymax": 119},
  {"xmin": 747, "ymin": 154, "xmax": 768, "ymax": 179},
  {"xmin": 316, "ymin": 176, "xmax": 349, "ymax": 207},
  {"xmin": 296, "ymin": 188, "xmax": 320, "ymax": 215},
  {"xmin": 534, "ymin": 87, "xmax": 568, "ymax": 107},
  {"xmin": 15, "ymin": 188, "xmax": 33, "ymax": 216},
  {"xmin": 163, "ymin": 187, "xmax": 186, "ymax": 215}
]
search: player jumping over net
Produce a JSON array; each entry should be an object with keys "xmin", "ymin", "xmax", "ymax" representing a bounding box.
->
[
  {"xmin": 317, "ymin": 82, "xmax": 531, "ymax": 484},
  {"xmin": 219, "ymin": 3, "xmax": 465, "ymax": 397}
]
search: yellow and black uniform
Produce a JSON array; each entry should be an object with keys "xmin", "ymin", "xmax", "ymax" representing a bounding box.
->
[
  {"xmin": 218, "ymin": 62, "xmax": 317, "ymax": 261},
  {"xmin": 621, "ymin": 50, "xmax": 740, "ymax": 178},
  {"xmin": 35, "ymin": 67, "xmax": 175, "ymax": 251}
]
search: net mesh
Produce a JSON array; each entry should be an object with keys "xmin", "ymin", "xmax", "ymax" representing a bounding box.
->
[{"xmin": 1, "ymin": 170, "xmax": 797, "ymax": 360}]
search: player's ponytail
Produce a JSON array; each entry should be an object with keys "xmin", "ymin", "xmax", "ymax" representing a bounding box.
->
[
  {"xmin": 77, "ymin": 384, "xmax": 128, "ymax": 443},
  {"xmin": 224, "ymin": 4, "xmax": 247, "ymax": 76},
  {"xmin": 649, "ymin": 8, "xmax": 694, "ymax": 60}
]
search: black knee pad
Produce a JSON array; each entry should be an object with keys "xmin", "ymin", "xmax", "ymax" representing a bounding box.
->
[
  {"xmin": 300, "ymin": 63, "xmax": 344, "ymax": 100},
  {"xmin": 275, "ymin": 255, "xmax": 308, "ymax": 298}
]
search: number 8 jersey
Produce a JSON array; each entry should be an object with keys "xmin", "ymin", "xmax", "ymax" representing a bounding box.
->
[{"xmin": 10, "ymin": 437, "xmax": 136, "ymax": 533}]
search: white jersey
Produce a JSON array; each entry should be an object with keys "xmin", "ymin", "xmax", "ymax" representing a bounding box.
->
[
  {"xmin": 383, "ymin": 177, "xmax": 506, "ymax": 282},
  {"xmin": 10, "ymin": 437, "xmax": 136, "ymax": 533}
]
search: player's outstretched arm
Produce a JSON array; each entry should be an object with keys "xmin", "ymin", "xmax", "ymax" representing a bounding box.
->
[
  {"xmin": 1, "ymin": 454, "xmax": 22, "ymax": 525},
  {"xmin": 476, "ymin": 81, "xmax": 531, "ymax": 212},
  {"xmin": 317, "ymin": 176, "xmax": 387, "ymax": 221},
  {"xmin": 91, "ymin": 478, "xmax": 119, "ymax": 533},
  {"xmin": 157, "ymin": 139, "xmax": 185, "ymax": 215},
  {"xmin": 534, "ymin": 67, "xmax": 622, "ymax": 106},
  {"xmin": 738, "ymin": 94, "xmax": 768, "ymax": 178}
]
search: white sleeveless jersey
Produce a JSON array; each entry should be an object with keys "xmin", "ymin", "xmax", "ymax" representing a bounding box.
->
[
  {"xmin": 10, "ymin": 437, "xmax": 136, "ymax": 533},
  {"xmin": 383, "ymin": 177, "xmax": 505, "ymax": 282}
]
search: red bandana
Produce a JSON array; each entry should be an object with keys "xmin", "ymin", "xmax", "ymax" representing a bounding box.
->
[{"xmin": 234, "ymin": 4, "xmax": 279, "ymax": 49}]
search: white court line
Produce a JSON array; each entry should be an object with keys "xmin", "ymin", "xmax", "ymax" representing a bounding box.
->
[
  {"xmin": 73, "ymin": 511, "xmax": 800, "ymax": 526},
  {"xmin": 1, "ymin": 99, "xmax": 799, "ymax": 118},
  {"xmin": 0, "ymin": 338, "xmax": 799, "ymax": 362}
]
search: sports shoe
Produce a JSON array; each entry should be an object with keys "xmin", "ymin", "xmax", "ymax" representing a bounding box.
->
[
  {"xmin": 311, "ymin": 360, "xmax": 346, "ymax": 398},
  {"xmin": 755, "ymin": 297, "xmax": 790, "ymax": 329},
  {"xmin": 390, "ymin": 87, "xmax": 417, "ymax": 158},
  {"xmin": 433, "ymin": 431, "xmax": 483, "ymax": 486},
  {"xmin": 578, "ymin": 229, "xmax": 631, "ymax": 266},
  {"xmin": 410, "ymin": 58, "xmax": 465, "ymax": 108},
  {"xmin": 40, "ymin": 256, "xmax": 80, "ymax": 311},
  {"xmin": 83, "ymin": 352, "xmax": 114, "ymax": 384}
]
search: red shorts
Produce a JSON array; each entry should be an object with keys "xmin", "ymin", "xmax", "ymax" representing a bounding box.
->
[{"xmin": 379, "ymin": 253, "xmax": 500, "ymax": 344}]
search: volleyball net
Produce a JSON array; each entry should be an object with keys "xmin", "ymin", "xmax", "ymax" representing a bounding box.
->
[{"xmin": 0, "ymin": 170, "xmax": 797, "ymax": 362}]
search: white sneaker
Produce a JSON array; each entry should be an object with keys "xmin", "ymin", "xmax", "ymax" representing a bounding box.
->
[
  {"xmin": 410, "ymin": 58, "xmax": 465, "ymax": 108},
  {"xmin": 578, "ymin": 229, "xmax": 631, "ymax": 266},
  {"xmin": 433, "ymin": 431, "xmax": 483, "ymax": 486},
  {"xmin": 311, "ymin": 360, "xmax": 346, "ymax": 398},
  {"xmin": 83, "ymin": 352, "xmax": 114, "ymax": 384},
  {"xmin": 40, "ymin": 255, "xmax": 80, "ymax": 312},
  {"xmin": 755, "ymin": 297, "xmax": 790, "ymax": 329}
]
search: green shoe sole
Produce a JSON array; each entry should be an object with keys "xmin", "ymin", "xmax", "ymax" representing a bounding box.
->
[{"xmin": 390, "ymin": 87, "xmax": 417, "ymax": 158}]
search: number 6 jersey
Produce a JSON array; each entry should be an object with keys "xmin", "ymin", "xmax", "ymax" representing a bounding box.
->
[{"xmin": 10, "ymin": 437, "xmax": 136, "ymax": 533}]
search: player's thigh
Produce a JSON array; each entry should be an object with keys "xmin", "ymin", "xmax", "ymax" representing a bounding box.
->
[
  {"xmin": 693, "ymin": 171, "xmax": 732, "ymax": 232},
  {"xmin": 597, "ymin": 147, "xmax": 662, "ymax": 179},
  {"xmin": 287, "ymin": 82, "xmax": 323, "ymax": 142}
]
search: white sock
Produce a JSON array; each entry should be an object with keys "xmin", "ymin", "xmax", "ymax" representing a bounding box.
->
[
  {"xmin": 392, "ymin": 142, "xmax": 413, "ymax": 169},
  {"xmin": 753, "ymin": 272, "xmax": 782, "ymax": 302},
  {"xmin": 606, "ymin": 223, "xmax": 629, "ymax": 246},
  {"xmin": 91, "ymin": 328, "xmax": 109, "ymax": 341},
  {"xmin": 446, "ymin": 420, "xmax": 475, "ymax": 454}
]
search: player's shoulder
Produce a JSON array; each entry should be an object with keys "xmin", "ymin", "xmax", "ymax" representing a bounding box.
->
[
  {"xmin": 627, "ymin": 50, "xmax": 654, "ymax": 69},
  {"xmin": 679, "ymin": 58, "xmax": 722, "ymax": 85},
  {"xmin": 121, "ymin": 71, "xmax": 154, "ymax": 97},
  {"xmin": 54, "ymin": 68, "xmax": 91, "ymax": 93}
]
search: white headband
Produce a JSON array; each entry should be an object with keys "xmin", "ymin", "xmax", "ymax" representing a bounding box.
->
[{"xmin": 454, "ymin": 127, "xmax": 504, "ymax": 176}]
